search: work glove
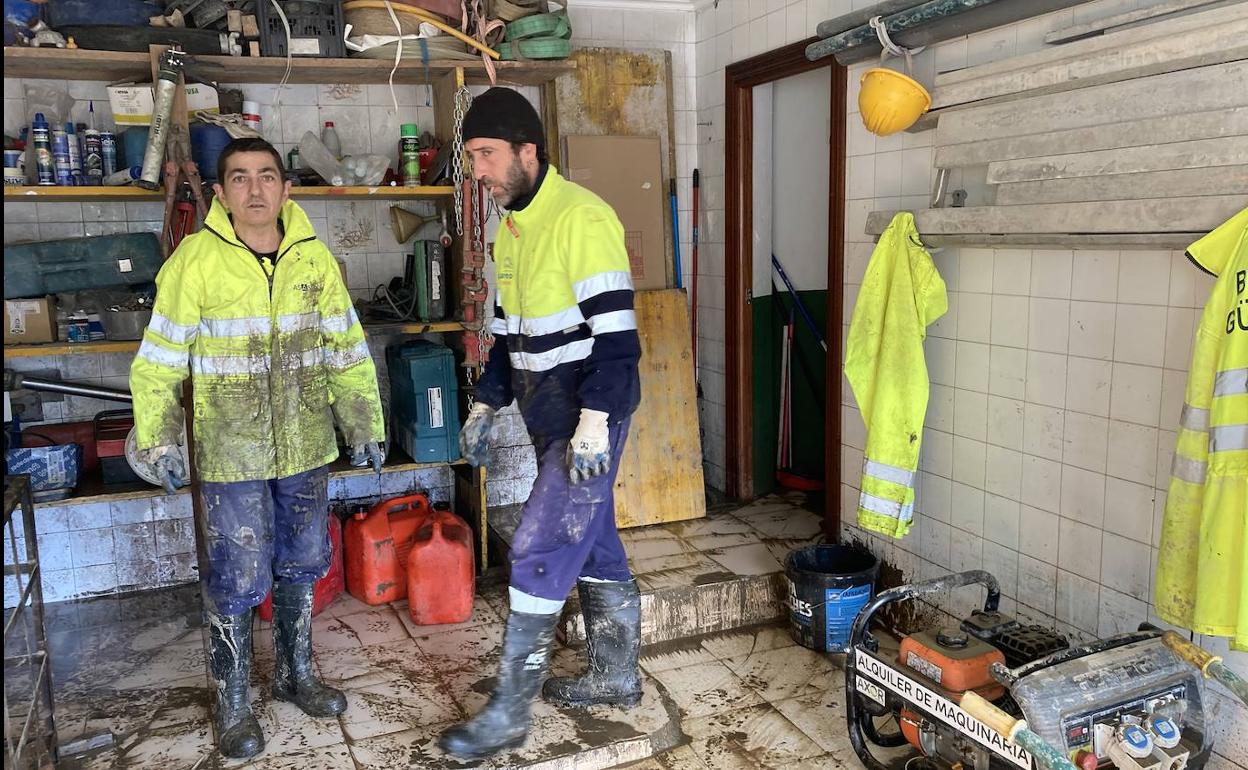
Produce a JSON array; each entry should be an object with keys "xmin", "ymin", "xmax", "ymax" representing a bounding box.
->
[
  {"xmin": 138, "ymin": 445, "xmax": 186, "ymax": 495},
  {"xmin": 458, "ymin": 401, "xmax": 496, "ymax": 467},
  {"xmin": 567, "ymin": 408, "xmax": 610, "ymax": 485},
  {"xmin": 350, "ymin": 442, "xmax": 385, "ymax": 474}
]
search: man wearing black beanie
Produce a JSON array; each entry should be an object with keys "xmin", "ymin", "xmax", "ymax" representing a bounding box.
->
[{"xmin": 439, "ymin": 87, "xmax": 644, "ymax": 761}]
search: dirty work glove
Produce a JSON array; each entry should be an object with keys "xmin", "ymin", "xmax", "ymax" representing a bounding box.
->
[
  {"xmin": 350, "ymin": 442, "xmax": 385, "ymax": 474},
  {"xmin": 458, "ymin": 402, "xmax": 496, "ymax": 467},
  {"xmin": 139, "ymin": 445, "xmax": 186, "ymax": 495},
  {"xmin": 567, "ymin": 409, "xmax": 610, "ymax": 485}
]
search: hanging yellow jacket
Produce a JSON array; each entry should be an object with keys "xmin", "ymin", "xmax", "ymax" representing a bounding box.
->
[
  {"xmin": 1155, "ymin": 207, "xmax": 1247, "ymax": 651},
  {"xmin": 844, "ymin": 212, "xmax": 947, "ymax": 539},
  {"xmin": 129, "ymin": 198, "xmax": 385, "ymax": 483}
]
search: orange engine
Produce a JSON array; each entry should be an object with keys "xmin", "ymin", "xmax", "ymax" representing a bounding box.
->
[{"xmin": 898, "ymin": 628, "xmax": 1006, "ymax": 753}]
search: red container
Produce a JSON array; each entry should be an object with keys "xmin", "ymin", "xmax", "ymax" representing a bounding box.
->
[
  {"xmin": 406, "ymin": 506, "xmax": 474, "ymax": 625},
  {"xmin": 23, "ymin": 421, "xmax": 98, "ymax": 471},
  {"xmin": 344, "ymin": 493, "xmax": 432, "ymax": 605},
  {"xmin": 258, "ymin": 512, "xmax": 345, "ymax": 621},
  {"xmin": 94, "ymin": 410, "xmax": 134, "ymax": 458}
]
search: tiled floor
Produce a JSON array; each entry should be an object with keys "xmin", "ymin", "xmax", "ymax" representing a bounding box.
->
[{"xmin": 45, "ymin": 494, "xmax": 845, "ymax": 769}]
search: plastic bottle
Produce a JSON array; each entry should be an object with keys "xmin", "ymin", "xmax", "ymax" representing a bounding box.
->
[
  {"xmin": 321, "ymin": 121, "xmax": 342, "ymax": 160},
  {"xmin": 242, "ymin": 100, "xmax": 262, "ymax": 131},
  {"xmin": 100, "ymin": 131, "xmax": 117, "ymax": 176},
  {"xmin": 400, "ymin": 123, "xmax": 421, "ymax": 187},
  {"xmin": 83, "ymin": 128, "xmax": 103, "ymax": 185},
  {"xmin": 32, "ymin": 113, "xmax": 56, "ymax": 186},
  {"xmin": 51, "ymin": 126, "xmax": 73, "ymax": 186}
]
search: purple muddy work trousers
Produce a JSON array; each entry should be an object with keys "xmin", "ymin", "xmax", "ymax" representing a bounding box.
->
[
  {"xmin": 509, "ymin": 419, "xmax": 634, "ymax": 603},
  {"xmin": 198, "ymin": 465, "xmax": 331, "ymax": 615}
]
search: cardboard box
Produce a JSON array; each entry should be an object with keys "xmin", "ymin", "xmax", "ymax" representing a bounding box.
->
[
  {"xmin": 107, "ymin": 81, "xmax": 220, "ymax": 126},
  {"xmin": 4, "ymin": 296, "xmax": 57, "ymax": 344},
  {"xmin": 563, "ymin": 135, "xmax": 669, "ymax": 291}
]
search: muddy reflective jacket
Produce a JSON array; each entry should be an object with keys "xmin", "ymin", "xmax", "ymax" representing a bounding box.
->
[
  {"xmin": 476, "ymin": 166, "xmax": 641, "ymax": 443},
  {"xmin": 1155, "ymin": 207, "xmax": 1247, "ymax": 651},
  {"xmin": 129, "ymin": 198, "xmax": 385, "ymax": 483},
  {"xmin": 844, "ymin": 212, "xmax": 947, "ymax": 539}
]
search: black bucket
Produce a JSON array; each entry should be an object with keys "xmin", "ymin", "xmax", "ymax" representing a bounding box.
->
[{"xmin": 784, "ymin": 544, "xmax": 880, "ymax": 653}]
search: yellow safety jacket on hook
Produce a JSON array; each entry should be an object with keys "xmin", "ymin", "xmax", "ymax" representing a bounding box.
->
[
  {"xmin": 844, "ymin": 212, "xmax": 947, "ymax": 539},
  {"xmin": 1155, "ymin": 207, "xmax": 1248, "ymax": 651}
]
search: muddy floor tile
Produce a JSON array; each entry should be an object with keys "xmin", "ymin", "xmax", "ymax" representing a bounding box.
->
[
  {"xmin": 320, "ymin": 591, "xmax": 376, "ymax": 619},
  {"xmin": 619, "ymin": 744, "xmax": 711, "ymax": 769},
  {"xmin": 412, "ymin": 620, "xmax": 505, "ymax": 663},
  {"xmin": 109, "ymin": 720, "xmax": 216, "ymax": 768},
  {"xmin": 763, "ymin": 537, "xmax": 823, "ymax": 565},
  {"xmin": 723, "ymin": 645, "xmax": 839, "ymax": 702},
  {"xmin": 649, "ymin": 660, "xmax": 763, "ymax": 718},
  {"xmin": 624, "ymin": 535, "xmax": 695, "ymax": 561},
  {"xmin": 684, "ymin": 529, "xmax": 763, "ymax": 551},
  {"xmin": 339, "ymin": 674, "xmax": 462, "ymax": 740},
  {"xmin": 700, "ymin": 624, "xmax": 796, "ymax": 660},
  {"xmin": 252, "ymin": 697, "xmax": 346, "ymax": 756},
  {"xmin": 348, "ymin": 723, "xmax": 450, "ymax": 769},
  {"xmin": 235, "ymin": 742, "xmax": 356, "ymax": 769},
  {"xmin": 310, "ymin": 614, "xmax": 363, "ymax": 652},
  {"xmin": 684, "ymin": 703, "xmax": 824, "ymax": 769},
  {"xmin": 706, "ymin": 543, "xmax": 784, "ymax": 576},
  {"xmin": 333, "ymin": 606, "xmax": 411, "ymax": 647},
  {"xmin": 639, "ymin": 639, "xmax": 717, "ymax": 674},
  {"xmin": 111, "ymin": 641, "xmax": 205, "ymax": 690},
  {"xmin": 770, "ymin": 690, "xmax": 853, "ymax": 755},
  {"xmin": 735, "ymin": 508, "xmax": 823, "ymax": 541},
  {"xmin": 314, "ymin": 637, "xmax": 429, "ymax": 685}
]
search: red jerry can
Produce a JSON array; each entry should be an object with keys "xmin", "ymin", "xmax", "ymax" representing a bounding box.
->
[
  {"xmin": 406, "ymin": 505, "xmax": 475, "ymax": 625},
  {"xmin": 344, "ymin": 493, "xmax": 433, "ymax": 605},
  {"xmin": 257, "ymin": 512, "xmax": 345, "ymax": 621}
]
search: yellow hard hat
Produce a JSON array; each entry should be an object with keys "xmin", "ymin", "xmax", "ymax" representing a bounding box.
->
[{"xmin": 858, "ymin": 67, "xmax": 931, "ymax": 136}]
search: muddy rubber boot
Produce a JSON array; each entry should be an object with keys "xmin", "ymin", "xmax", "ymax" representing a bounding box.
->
[
  {"xmin": 208, "ymin": 610, "xmax": 265, "ymax": 759},
  {"xmin": 542, "ymin": 579, "xmax": 642, "ymax": 707},
  {"xmin": 438, "ymin": 610, "xmax": 559, "ymax": 761},
  {"xmin": 271, "ymin": 580, "xmax": 347, "ymax": 717}
]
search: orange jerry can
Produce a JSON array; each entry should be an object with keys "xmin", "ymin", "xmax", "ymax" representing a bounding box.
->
[
  {"xmin": 345, "ymin": 493, "xmax": 432, "ymax": 605},
  {"xmin": 257, "ymin": 512, "xmax": 345, "ymax": 621},
  {"xmin": 406, "ymin": 505, "xmax": 475, "ymax": 625}
]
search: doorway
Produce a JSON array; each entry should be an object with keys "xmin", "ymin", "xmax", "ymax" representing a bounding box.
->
[{"xmin": 724, "ymin": 40, "xmax": 847, "ymax": 538}]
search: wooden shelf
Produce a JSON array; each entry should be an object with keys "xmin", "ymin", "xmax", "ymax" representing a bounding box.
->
[
  {"xmin": 2, "ymin": 46, "xmax": 575, "ymax": 86},
  {"xmin": 4, "ymin": 186, "xmax": 455, "ymax": 203},
  {"xmin": 4, "ymin": 322, "xmax": 464, "ymax": 359},
  {"xmin": 32, "ymin": 450, "xmax": 465, "ymax": 508}
]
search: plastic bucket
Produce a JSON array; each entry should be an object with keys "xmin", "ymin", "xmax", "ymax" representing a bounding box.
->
[{"xmin": 784, "ymin": 544, "xmax": 879, "ymax": 653}]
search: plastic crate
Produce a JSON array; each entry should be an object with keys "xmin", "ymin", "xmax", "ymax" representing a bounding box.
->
[{"xmin": 256, "ymin": 0, "xmax": 345, "ymax": 59}]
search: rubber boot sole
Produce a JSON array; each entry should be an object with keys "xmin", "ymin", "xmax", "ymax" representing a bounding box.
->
[{"xmin": 543, "ymin": 689, "xmax": 642, "ymax": 709}]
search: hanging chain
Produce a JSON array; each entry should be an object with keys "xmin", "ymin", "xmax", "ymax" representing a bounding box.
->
[{"xmin": 452, "ymin": 85, "xmax": 472, "ymax": 236}]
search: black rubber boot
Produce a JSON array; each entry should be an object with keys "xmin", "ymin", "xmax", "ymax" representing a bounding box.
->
[
  {"xmin": 542, "ymin": 579, "xmax": 642, "ymax": 708},
  {"xmin": 271, "ymin": 580, "xmax": 347, "ymax": 717},
  {"xmin": 438, "ymin": 610, "xmax": 559, "ymax": 761},
  {"xmin": 208, "ymin": 609, "xmax": 265, "ymax": 759}
]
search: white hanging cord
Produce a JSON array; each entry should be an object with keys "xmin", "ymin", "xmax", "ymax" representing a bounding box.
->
[
  {"xmin": 269, "ymin": 0, "xmax": 294, "ymax": 100},
  {"xmin": 383, "ymin": 0, "xmax": 403, "ymax": 115},
  {"xmin": 869, "ymin": 15, "xmax": 924, "ymax": 75}
]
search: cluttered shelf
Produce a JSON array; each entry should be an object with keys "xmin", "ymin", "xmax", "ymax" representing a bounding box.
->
[
  {"xmin": 31, "ymin": 448, "xmax": 467, "ymax": 508},
  {"xmin": 4, "ymin": 185, "xmax": 456, "ymax": 202},
  {"xmin": 1, "ymin": 47, "xmax": 575, "ymax": 86},
  {"xmin": 3, "ymin": 321, "xmax": 465, "ymax": 358}
]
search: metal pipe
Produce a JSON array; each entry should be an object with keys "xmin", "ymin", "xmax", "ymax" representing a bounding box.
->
[
  {"xmin": 816, "ymin": 0, "xmax": 930, "ymax": 39},
  {"xmin": 808, "ymin": 0, "xmax": 1002, "ymax": 62},
  {"xmin": 4, "ymin": 372, "xmax": 132, "ymax": 403}
]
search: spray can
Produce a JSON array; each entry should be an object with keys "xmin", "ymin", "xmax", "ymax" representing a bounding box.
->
[
  {"xmin": 400, "ymin": 123, "xmax": 421, "ymax": 187},
  {"xmin": 32, "ymin": 113, "xmax": 56, "ymax": 185},
  {"xmin": 66, "ymin": 123, "xmax": 84, "ymax": 184},
  {"xmin": 83, "ymin": 128, "xmax": 103, "ymax": 185},
  {"xmin": 100, "ymin": 131, "xmax": 118, "ymax": 176},
  {"xmin": 52, "ymin": 127, "xmax": 74, "ymax": 186},
  {"xmin": 242, "ymin": 100, "xmax": 261, "ymax": 131}
]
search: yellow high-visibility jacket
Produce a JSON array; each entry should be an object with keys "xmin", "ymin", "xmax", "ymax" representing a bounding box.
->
[
  {"xmin": 1155, "ymin": 207, "xmax": 1247, "ymax": 651},
  {"xmin": 129, "ymin": 198, "xmax": 385, "ymax": 483},
  {"xmin": 845, "ymin": 212, "xmax": 947, "ymax": 539}
]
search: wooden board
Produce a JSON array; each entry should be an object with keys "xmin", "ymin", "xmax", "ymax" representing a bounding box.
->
[
  {"xmin": 554, "ymin": 47, "xmax": 676, "ymax": 287},
  {"xmin": 985, "ymin": 136, "xmax": 1248, "ymax": 184},
  {"xmin": 865, "ymin": 196, "xmax": 1244, "ymax": 237},
  {"xmin": 994, "ymin": 165, "xmax": 1248, "ymax": 205},
  {"xmin": 1044, "ymin": 0, "xmax": 1228, "ymax": 44},
  {"xmin": 930, "ymin": 18, "xmax": 1248, "ymax": 109},
  {"xmin": 934, "ymin": 60, "xmax": 1248, "ymax": 146},
  {"xmin": 613, "ymin": 289, "xmax": 705, "ymax": 529},
  {"xmin": 935, "ymin": 107, "xmax": 1248, "ymax": 168}
]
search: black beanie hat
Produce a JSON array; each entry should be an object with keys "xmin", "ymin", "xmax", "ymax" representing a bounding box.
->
[{"xmin": 461, "ymin": 87, "xmax": 545, "ymax": 148}]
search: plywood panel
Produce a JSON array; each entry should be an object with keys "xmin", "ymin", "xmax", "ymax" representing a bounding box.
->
[
  {"xmin": 614, "ymin": 289, "xmax": 705, "ymax": 529},
  {"xmin": 554, "ymin": 47, "xmax": 676, "ymax": 286},
  {"xmin": 985, "ymin": 136, "xmax": 1248, "ymax": 184},
  {"xmin": 993, "ymin": 165, "xmax": 1248, "ymax": 205}
]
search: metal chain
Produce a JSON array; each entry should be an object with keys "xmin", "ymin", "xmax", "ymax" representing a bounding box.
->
[{"xmin": 452, "ymin": 85, "xmax": 471, "ymax": 236}]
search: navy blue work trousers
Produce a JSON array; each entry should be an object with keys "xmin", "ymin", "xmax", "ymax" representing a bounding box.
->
[
  {"xmin": 198, "ymin": 465, "xmax": 331, "ymax": 615},
  {"xmin": 509, "ymin": 419, "xmax": 634, "ymax": 604}
]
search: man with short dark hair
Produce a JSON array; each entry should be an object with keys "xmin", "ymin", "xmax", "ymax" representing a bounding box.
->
[
  {"xmin": 439, "ymin": 87, "xmax": 644, "ymax": 761},
  {"xmin": 130, "ymin": 138, "xmax": 385, "ymax": 759}
]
